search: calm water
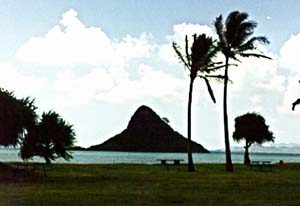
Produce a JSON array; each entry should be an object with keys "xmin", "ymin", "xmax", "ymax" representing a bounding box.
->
[{"xmin": 1, "ymin": 148, "xmax": 300, "ymax": 164}]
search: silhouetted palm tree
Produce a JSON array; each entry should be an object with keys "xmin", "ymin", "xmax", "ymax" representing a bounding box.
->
[
  {"xmin": 214, "ymin": 11, "xmax": 271, "ymax": 171},
  {"xmin": 173, "ymin": 34, "xmax": 222, "ymax": 172}
]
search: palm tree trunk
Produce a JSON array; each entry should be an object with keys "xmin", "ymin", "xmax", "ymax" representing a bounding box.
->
[
  {"xmin": 187, "ymin": 77, "xmax": 195, "ymax": 172},
  {"xmin": 223, "ymin": 57, "xmax": 233, "ymax": 172}
]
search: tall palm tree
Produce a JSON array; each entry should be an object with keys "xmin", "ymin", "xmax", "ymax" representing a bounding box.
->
[
  {"xmin": 173, "ymin": 34, "xmax": 222, "ymax": 172},
  {"xmin": 214, "ymin": 11, "xmax": 271, "ymax": 171}
]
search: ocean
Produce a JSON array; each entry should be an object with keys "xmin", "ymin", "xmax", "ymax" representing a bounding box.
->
[{"xmin": 1, "ymin": 148, "xmax": 300, "ymax": 164}]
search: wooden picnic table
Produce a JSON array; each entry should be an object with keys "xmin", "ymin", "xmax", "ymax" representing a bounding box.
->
[
  {"xmin": 250, "ymin": 160, "xmax": 272, "ymax": 171},
  {"xmin": 156, "ymin": 159, "xmax": 184, "ymax": 166}
]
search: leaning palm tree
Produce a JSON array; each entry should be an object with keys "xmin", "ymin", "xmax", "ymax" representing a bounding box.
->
[
  {"xmin": 214, "ymin": 11, "xmax": 271, "ymax": 171},
  {"xmin": 173, "ymin": 34, "xmax": 222, "ymax": 172}
]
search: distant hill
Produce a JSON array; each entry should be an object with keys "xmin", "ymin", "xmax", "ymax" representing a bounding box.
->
[
  {"xmin": 68, "ymin": 146, "xmax": 86, "ymax": 151},
  {"xmin": 213, "ymin": 144, "xmax": 300, "ymax": 154},
  {"xmin": 88, "ymin": 105, "xmax": 209, "ymax": 153}
]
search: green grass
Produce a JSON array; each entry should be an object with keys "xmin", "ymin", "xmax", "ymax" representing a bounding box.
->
[{"xmin": 0, "ymin": 163, "xmax": 300, "ymax": 206}]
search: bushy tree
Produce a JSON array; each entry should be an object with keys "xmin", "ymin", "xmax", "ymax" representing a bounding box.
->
[
  {"xmin": 173, "ymin": 34, "xmax": 222, "ymax": 171},
  {"xmin": 0, "ymin": 88, "xmax": 37, "ymax": 147},
  {"xmin": 233, "ymin": 112, "xmax": 275, "ymax": 164},
  {"xmin": 214, "ymin": 11, "xmax": 271, "ymax": 171},
  {"xmin": 20, "ymin": 111, "xmax": 75, "ymax": 164}
]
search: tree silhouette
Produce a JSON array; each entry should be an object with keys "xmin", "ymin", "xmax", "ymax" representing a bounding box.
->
[
  {"xmin": 233, "ymin": 112, "xmax": 275, "ymax": 164},
  {"xmin": 173, "ymin": 34, "xmax": 222, "ymax": 172},
  {"xmin": 161, "ymin": 117, "xmax": 170, "ymax": 124},
  {"xmin": 214, "ymin": 11, "xmax": 271, "ymax": 171},
  {"xmin": 0, "ymin": 88, "xmax": 37, "ymax": 147},
  {"xmin": 20, "ymin": 111, "xmax": 75, "ymax": 164}
]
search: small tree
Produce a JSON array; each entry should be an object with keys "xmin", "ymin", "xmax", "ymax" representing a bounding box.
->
[
  {"xmin": 20, "ymin": 111, "xmax": 75, "ymax": 164},
  {"xmin": 161, "ymin": 117, "xmax": 170, "ymax": 124},
  {"xmin": 233, "ymin": 112, "xmax": 275, "ymax": 164}
]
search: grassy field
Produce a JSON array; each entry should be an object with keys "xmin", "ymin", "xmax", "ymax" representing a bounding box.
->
[{"xmin": 0, "ymin": 163, "xmax": 300, "ymax": 206}]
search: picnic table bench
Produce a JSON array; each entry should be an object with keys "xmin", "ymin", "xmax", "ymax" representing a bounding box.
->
[
  {"xmin": 250, "ymin": 160, "xmax": 272, "ymax": 171},
  {"xmin": 156, "ymin": 159, "xmax": 184, "ymax": 166}
]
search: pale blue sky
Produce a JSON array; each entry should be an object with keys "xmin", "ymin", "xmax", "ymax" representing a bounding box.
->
[{"xmin": 1, "ymin": 1, "xmax": 300, "ymax": 150}]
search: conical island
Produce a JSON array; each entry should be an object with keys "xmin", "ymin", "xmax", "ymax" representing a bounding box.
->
[{"xmin": 88, "ymin": 105, "xmax": 209, "ymax": 153}]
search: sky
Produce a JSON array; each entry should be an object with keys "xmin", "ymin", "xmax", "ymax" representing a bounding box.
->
[{"xmin": 1, "ymin": 0, "xmax": 300, "ymax": 150}]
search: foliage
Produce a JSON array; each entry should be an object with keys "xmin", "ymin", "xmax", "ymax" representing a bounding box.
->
[
  {"xmin": 214, "ymin": 10, "xmax": 271, "ymax": 171},
  {"xmin": 0, "ymin": 88, "xmax": 37, "ymax": 147},
  {"xmin": 20, "ymin": 111, "xmax": 75, "ymax": 164},
  {"xmin": 233, "ymin": 112, "xmax": 275, "ymax": 144},
  {"xmin": 161, "ymin": 117, "xmax": 170, "ymax": 124},
  {"xmin": 233, "ymin": 112, "xmax": 275, "ymax": 164},
  {"xmin": 173, "ymin": 34, "xmax": 223, "ymax": 100},
  {"xmin": 214, "ymin": 11, "xmax": 271, "ymax": 61}
]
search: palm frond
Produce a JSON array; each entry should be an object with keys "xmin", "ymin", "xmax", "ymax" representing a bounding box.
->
[
  {"xmin": 205, "ymin": 74, "xmax": 225, "ymax": 80},
  {"xmin": 230, "ymin": 54, "xmax": 242, "ymax": 62},
  {"xmin": 214, "ymin": 15, "xmax": 227, "ymax": 49},
  {"xmin": 238, "ymin": 36, "xmax": 270, "ymax": 52},
  {"xmin": 172, "ymin": 41, "xmax": 190, "ymax": 69},
  {"xmin": 232, "ymin": 21, "xmax": 257, "ymax": 47},
  {"xmin": 238, "ymin": 52, "xmax": 272, "ymax": 59},
  {"xmin": 225, "ymin": 11, "xmax": 249, "ymax": 44},
  {"xmin": 202, "ymin": 77, "xmax": 216, "ymax": 103},
  {"xmin": 185, "ymin": 35, "xmax": 191, "ymax": 67},
  {"xmin": 205, "ymin": 41, "xmax": 219, "ymax": 63}
]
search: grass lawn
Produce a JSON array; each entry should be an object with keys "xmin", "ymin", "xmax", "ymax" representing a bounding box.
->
[{"xmin": 0, "ymin": 163, "xmax": 300, "ymax": 206}]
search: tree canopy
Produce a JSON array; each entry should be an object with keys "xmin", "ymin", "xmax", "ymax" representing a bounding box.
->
[
  {"xmin": 20, "ymin": 111, "xmax": 75, "ymax": 164},
  {"xmin": 233, "ymin": 112, "xmax": 275, "ymax": 164},
  {"xmin": 0, "ymin": 88, "xmax": 37, "ymax": 147},
  {"xmin": 233, "ymin": 112, "xmax": 275, "ymax": 144}
]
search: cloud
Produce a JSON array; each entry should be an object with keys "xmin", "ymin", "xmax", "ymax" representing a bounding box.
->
[
  {"xmin": 278, "ymin": 75, "xmax": 300, "ymax": 115},
  {"xmin": 0, "ymin": 63, "xmax": 49, "ymax": 98},
  {"xmin": 16, "ymin": 9, "xmax": 155, "ymax": 66},
  {"xmin": 279, "ymin": 33, "xmax": 300, "ymax": 72},
  {"xmin": 156, "ymin": 22, "xmax": 285, "ymax": 121},
  {"xmin": 14, "ymin": 9, "xmax": 188, "ymax": 109},
  {"xmin": 12, "ymin": 9, "xmax": 299, "ymax": 149},
  {"xmin": 52, "ymin": 68, "xmax": 115, "ymax": 106},
  {"xmin": 159, "ymin": 23, "xmax": 215, "ymax": 64},
  {"xmin": 277, "ymin": 33, "xmax": 300, "ymax": 114},
  {"xmin": 96, "ymin": 64, "xmax": 186, "ymax": 103},
  {"xmin": 168, "ymin": 23, "xmax": 215, "ymax": 43}
]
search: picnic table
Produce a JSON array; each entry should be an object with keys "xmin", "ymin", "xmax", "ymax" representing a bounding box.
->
[
  {"xmin": 156, "ymin": 159, "xmax": 184, "ymax": 166},
  {"xmin": 250, "ymin": 160, "xmax": 272, "ymax": 171}
]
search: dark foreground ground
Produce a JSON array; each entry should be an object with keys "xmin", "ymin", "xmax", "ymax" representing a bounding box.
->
[{"xmin": 0, "ymin": 163, "xmax": 299, "ymax": 206}]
